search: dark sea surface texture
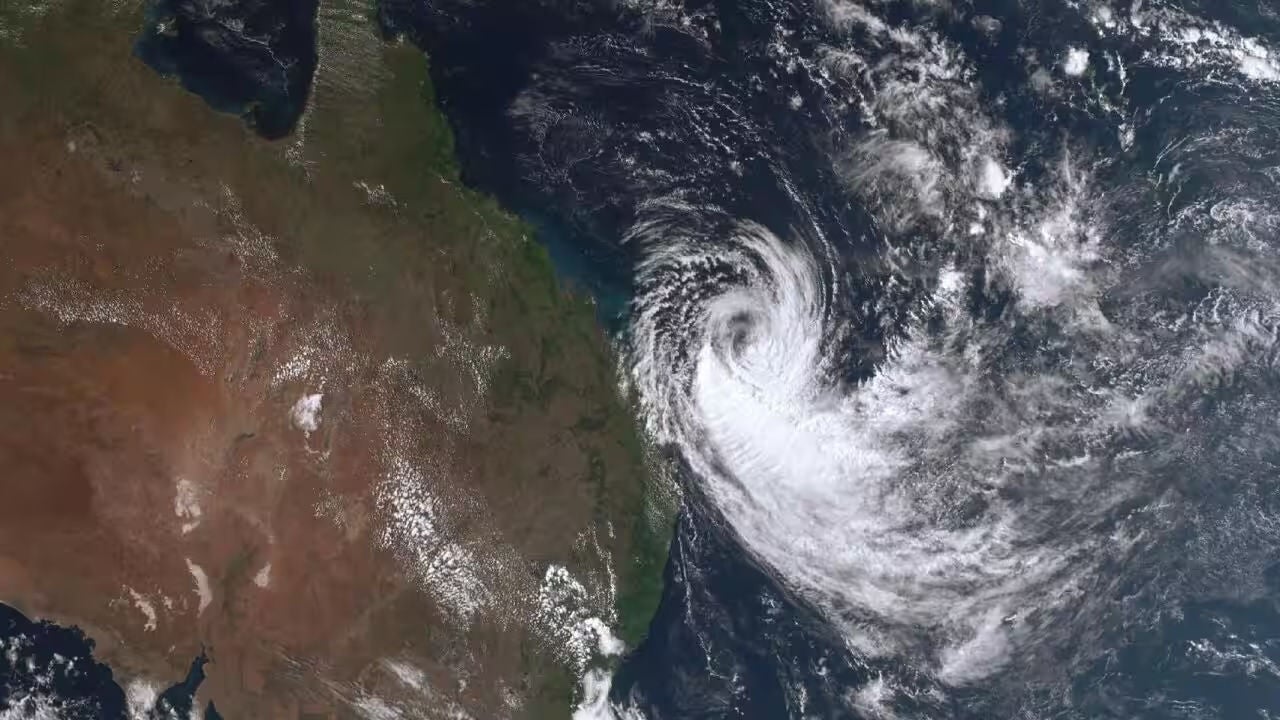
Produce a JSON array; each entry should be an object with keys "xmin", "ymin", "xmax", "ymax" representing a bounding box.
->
[
  {"xmin": 134, "ymin": 0, "xmax": 320, "ymax": 139},
  {"xmin": 4, "ymin": 0, "xmax": 1280, "ymax": 719},
  {"xmin": 0, "ymin": 603, "xmax": 214, "ymax": 719},
  {"xmin": 377, "ymin": 0, "xmax": 1280, "ymax": 717}
]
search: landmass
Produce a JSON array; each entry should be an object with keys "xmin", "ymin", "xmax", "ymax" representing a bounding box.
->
[{"xmin": 0, "ymin": 0, "xmax": 675, "ymax": 716}]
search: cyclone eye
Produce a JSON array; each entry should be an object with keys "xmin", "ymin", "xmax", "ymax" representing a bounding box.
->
[{"xmin": 727, "ymin": 310, "xmax": 758, "ymax": 353}]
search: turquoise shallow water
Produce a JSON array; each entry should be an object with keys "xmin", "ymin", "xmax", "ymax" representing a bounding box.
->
[{"xmin": 385, "ymin": 0, "xmax": 1280, "ymax": 716}]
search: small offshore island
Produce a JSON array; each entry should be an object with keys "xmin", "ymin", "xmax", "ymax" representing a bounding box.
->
[{"xmin": 0, "ymin": 0, "xmax": 673, "ymax": 717}]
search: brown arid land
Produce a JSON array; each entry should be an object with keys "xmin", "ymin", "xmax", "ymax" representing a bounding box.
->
[{"xmin": 0, "ymin": 0, "xmax": 674, "ymax": 717}]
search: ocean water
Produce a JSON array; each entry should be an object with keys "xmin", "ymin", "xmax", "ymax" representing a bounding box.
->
[
  {"xmin": 380, "ymin": 0, "xmax": 1280, "ymax": 717},
  {"xmin": 0, "ymin": 603, "xmax": 219, "ymax": 719},
  {"xmin": 5, "ymin": 0, "xmax": 1280, "ymax": 718},
  {"xmin": 134, "ymin": 0, "xmax": 319, "ymax": 139}
]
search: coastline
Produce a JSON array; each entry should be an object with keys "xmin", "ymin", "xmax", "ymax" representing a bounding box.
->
[{"xmin": 0, "ymin": 0, "xmax": 675, "ymax": 716}]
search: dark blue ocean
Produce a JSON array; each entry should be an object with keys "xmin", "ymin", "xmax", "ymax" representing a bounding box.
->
[
  {"xmin": 0, "ymin": 603, "xmax": 220, "ymax": 719},
  {"xmin": 378, "ymin": 0, "xmax": 1280, "ymax": 716}
]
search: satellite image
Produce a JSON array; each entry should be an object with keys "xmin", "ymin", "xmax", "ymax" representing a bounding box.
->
[{"xmin": 1, "ymin": 0, "xmax": 1279, "ymax": 718}]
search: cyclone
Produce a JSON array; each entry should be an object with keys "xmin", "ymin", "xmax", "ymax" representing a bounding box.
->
[
  {"xmin": 625, "ymin": 144, "xmax": 1280, "ymax": 703},
  {"xmin": 625, "ymin": 189, "xmax": 1130, "ymax": 687},
  {"xmin": 621, "ymin": 9, "xmax": 1280, "ymax": 692},
  {"xmin": 388, "ymin": 0, "xmax": 1280, "ymax": 714}
]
